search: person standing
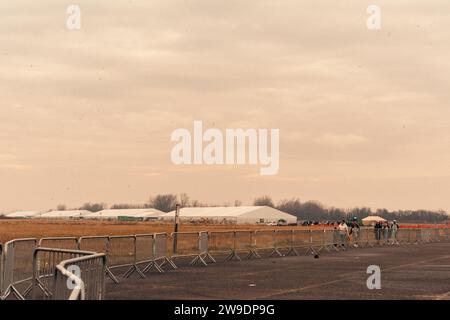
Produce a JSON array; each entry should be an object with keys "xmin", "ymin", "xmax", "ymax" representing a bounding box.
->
[
  {"xmin": 374, "ymin": 221, "xmax": 383, "ymax": 244},
  {"xmin": 382, "ymin": 221, "xmax": 390, "ymax": 245},
  {"xmin": 350, "ymin": 217, "xmax": 360, "ymax": 247},
  {"xmin": 338, "ymin": 220, "xmax": 349, "ymax": 248},
  {"xmin": 391, "ymin": 220, "xmax": 399, "ymax": 245}
]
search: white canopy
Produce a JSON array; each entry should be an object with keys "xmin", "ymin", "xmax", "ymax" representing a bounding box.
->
[{"xmin": 362, "ymin": 215, "xmax": 386, "ymax": 225}]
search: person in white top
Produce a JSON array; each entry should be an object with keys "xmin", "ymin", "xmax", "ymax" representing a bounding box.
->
[{"xmin": 338, "ymin": 220, "xmax": 349, "ymax": 247}]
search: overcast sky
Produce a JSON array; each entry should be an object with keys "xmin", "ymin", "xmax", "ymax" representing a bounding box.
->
[{"xmin": 1, "ymin": 1, "xmax": 450, "ymax": 212}]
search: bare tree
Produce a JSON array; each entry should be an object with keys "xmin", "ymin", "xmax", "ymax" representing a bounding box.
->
[
  {"xmin": 110, "ymin": 203, "xmax": 145, "ymax": 209},
  {"xmin": 253, "ymin": 195, "xmax": 274, "ymax": 207},
  {"xmin": 179, "ymin": 193, "xmax": 190, "ymax": 207},
  {"xmin": 80, "ymin": 202, "xmax": 105, "ymax": 212},
  {"xmin": 147, "ymin": 194, "xmax": 178, "ymax": 212}
]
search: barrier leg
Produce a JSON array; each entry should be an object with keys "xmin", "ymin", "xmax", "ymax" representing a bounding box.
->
[
  {"xmin": 142, "ymin": 260, "xmax": 165, "ymax": 274},
  {"xmin": 122, "ymin": 264, "xmax": 146, "ymax": 279},
  {"xmin": 225, "ymin": 250, "xmax": 241, "ymax": 261}
]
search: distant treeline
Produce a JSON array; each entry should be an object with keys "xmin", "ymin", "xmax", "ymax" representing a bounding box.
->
[{"xmin": 52, "ymin": 194, "xmax": 448, "ymax": 223}]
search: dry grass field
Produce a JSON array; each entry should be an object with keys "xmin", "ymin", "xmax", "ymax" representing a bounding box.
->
[{"xmin": 0, "ymin": 219, "xmax": 324, "ymax": 243}]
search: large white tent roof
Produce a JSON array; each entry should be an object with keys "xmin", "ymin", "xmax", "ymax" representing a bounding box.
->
[
  {"xmin": 5, "ymin": 210, "xmax": 42, "ymax": 218},
  {"xmin": 84, "ymin": 208, "xmax": 164, "ymax": 219},
  {"xmin": 161, "ymin": 206, "xmax": 297, "ymax": 221},
  {"xmin": 39, "ymin": 210, "xmax": 91, "ymax": 218}
]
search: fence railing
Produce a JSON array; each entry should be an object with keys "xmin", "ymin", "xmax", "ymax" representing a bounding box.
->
[
  {"xmin": 54, "ymin": 253, "xmax": 106, "ymax": 300},
  {"xmin": 0, "ymin": 227, "xmax": 448, "ymax": 300},
  {"xmin": 31, "ymin": 247, "xmax": 97, "ymax": 300},
  {"xmin": 38, "ymin": 237, "xmax": 79, "ymax": 250},
  {"xmin": 0, "ymin": 238, "xmax": 37, "ymax": 300}
]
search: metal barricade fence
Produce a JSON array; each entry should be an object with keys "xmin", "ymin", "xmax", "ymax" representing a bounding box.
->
[
  {"xmin": 274, "ymin": 230, "xmax": 295, "ymax": 256},
  {"xmin": 32, "ymin": 247, "xmax": 96, "ymax": 300},
  {"xmin": 78, "ymin": 236, "xmax": 117, "ymax": 283},
  {"xmin": 292, "ymin": 230, "xmax": 313, "ymax": 254},
  {"xmin": 107, "ymin": 235, "xmax": 137, "ymax": 281},
  {"xmin": 234, "ymin": 231, "xmax": 256, "ymax": 260},
  {"xmin": 54, "ymin": 253, "xmax": 106, "ymax": 300},
  {"xmin": 409, "ymin": 228, "xmax": 416, "ymax": 244},
  {"xmin": 1, "ymin": 238, "xmax": 37, "ymax": 300},
  {"xmin": 309, "ymin": 229, "xmax": 326, "ymax": 253},
  {"xmin": 253, "ymin": 230, "xmax": 278, "ymax": 257},
  {"xmin": 437, "ymin": 228, "xmax": 444, "ymax": 241},
  {"xmin": 170, "ymin": 232, "xmax": 215, "ymax": 266},
  {"xmin": 323, "ymin": 229, "xmax": 341, "ymax": 251},
  {"xmin": 414, "ymin": 228, "xmax": 422, "ymax": 243},
  {"xmin": 421, "ymin": 229, "xmax": 431, "ymax": 243},
  {"xmin": 208, "ymin": 231, "xmax": 236, "ymax": 260},
  {"xmin": 190, "ymin": 231, "xmax": 216, "ymax": 266},
  {"xmin": 432, "ymin": 228, "xmax": 440, "ymax": 242},
  {"xmin": 397, "ymin": 228, "xmax": 410, "ymax": 245},
  {"xmin": 78, "ymin": 236, "xmax": 109, "ymax": 253},
  {"xmin": 142, "ymin": 232, "xmax": 176, "ymax": 273},
  {"xmin": 441, "ymin": 227, "xmax": 450, "ymax": 241},
  {"xmin": 170, "ymin": 232, "xmax": 199, "ymax": 258},
  {"xmin": 38, "ymin": 237, "xmax": 79, "ymax": 250},
  {"xmin": 124, "ymin": 233, "xmax": 155, "ymax": 278}
]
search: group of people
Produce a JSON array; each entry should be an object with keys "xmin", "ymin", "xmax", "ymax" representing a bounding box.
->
[
  {"xmin": 334, "ymin": 218, "xmax": 399, "ymax": 247},
  {"xmin": 374, "ymin": 220, "xmax": 399, "ymax": 244}
]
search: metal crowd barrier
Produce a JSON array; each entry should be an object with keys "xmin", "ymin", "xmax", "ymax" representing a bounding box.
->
[
  {"xmin": 78, "ymin": 235, "xmax": 117, "ymax": 284},
  {"xmin": 143, "ymin": 232, "xmax": 177, "ymax": 273},
  {"xmin": 253, "ymin": 230, "xmax": 277, "ymax": 258},
  {"xmin": 273, "ymin": 230, "xmax": 295, "ymax": 256},
  {"xmin": 31, "ymin": 247, "xmax": 96, "ymax": 299},
  {"xmin": 208, "ymin": 231, "xmax": 236, "ymax": 260},
  {"xmin": 292, "ymin": 230, "xmax": 315, "ymax": 254},
  {"xmin": 170, "ymin": 231, "xmax": 216, "ymax": 267},
  {"xmin": 38, "ymin": 237, "xmax": 79, "ymax": 250},
  {"xmin": 107, "ymin": 235, "xmax": 139, "ymax": 282},
  {"xmin": 190, "ymin": 231, "xmax": 216, "ymax": 266},
  {"xmin": 1, "ymin": 238, "xmax": 37, "ymax": 300},
  {"xmin": 54, "ymin": 253, "xmax": 106, "ymax": 300}
]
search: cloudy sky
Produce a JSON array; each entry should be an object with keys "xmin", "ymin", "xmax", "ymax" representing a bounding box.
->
[{"xmin": 1, "ymin": 0, "xmax": 450, "ymax": 212}]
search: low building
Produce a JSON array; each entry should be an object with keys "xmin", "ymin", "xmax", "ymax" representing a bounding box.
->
[
  {"xmin": 39, "ymin": 210, "xmax": 91, "ymax": 219},
  {"xmin": 83, "ymin": 208, "xmax": 164, "ymax": 221},
  {"xmin": 5, "ymin": 211, "xmax": 42, "ymax": 219},
  {"xmin": 160, "ymin": 206, "xmax": 297, "ymax": 225}
]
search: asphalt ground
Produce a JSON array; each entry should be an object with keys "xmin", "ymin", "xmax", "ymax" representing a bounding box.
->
[{"xmin": 105, "ymin": 242, "xmax": 450, "ymax": 300}]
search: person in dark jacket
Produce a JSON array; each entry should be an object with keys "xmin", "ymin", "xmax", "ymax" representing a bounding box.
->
[{"xmin": 374, "ymin": 221, "xmax": 383, "ymax": 244}]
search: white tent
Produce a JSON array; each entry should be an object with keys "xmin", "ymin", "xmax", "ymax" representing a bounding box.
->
[
  {"xmin": 5, "ymin": 211, "xmax": 42, "ymax": 218},
  {"xmin": 160, "ymin": 206, "xmax": 297, "ymax": 224},
  {"xmin": 84, "ymin": 208, "xmax": 164, "ymax": 220},
  {"xmin": 362, "ymin": 215, "xmax": 387, "ymax": 226},
  {"xmin": 39, "ymin": 210, "xmax": 91, "ymax": 219}
]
